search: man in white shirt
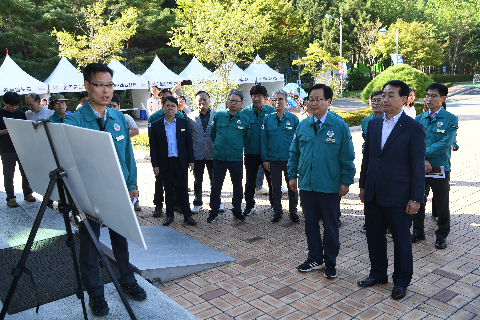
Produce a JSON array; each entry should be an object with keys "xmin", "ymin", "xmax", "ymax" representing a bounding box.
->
[
  {"xmin": 147, "ymin": 85, "xmax": 161, "ymax": 116},
  {"xmin": 25, "ymin": 93, "xmax": 54, "ymax": 121}
]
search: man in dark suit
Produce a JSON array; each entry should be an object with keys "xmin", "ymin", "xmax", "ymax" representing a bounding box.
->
[
  {"xmin": 358, "ymin": 80, "xmax": 426, "ymax": 300},
  {"xmin": 150, "ymin": 96, "xmax": 196, "ymax": 227}
]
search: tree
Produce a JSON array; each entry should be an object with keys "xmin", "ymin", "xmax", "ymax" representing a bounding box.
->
[
  {"xmin": 51, "ymin": 0, "xmax": 138, "ymax": 67},
  {"xmin": 169, "ymin": 0, "xmax": 272, "ymax": 108},
  {"xmin": 361, "ymin": 64, "xmax": 433, "ymax": 103},
  {"xmin": 357, "ymin": 19, "xmax": 382, "ymax": 77},
  {"xmin": 370, "ymin": 19, "xmax": 445, "ymax": 68},
  {"xmin": 292, "ymin": 43, "xmax": 346, "ymax": 101}
]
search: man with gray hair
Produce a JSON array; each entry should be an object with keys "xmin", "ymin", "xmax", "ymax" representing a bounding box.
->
[
  {"xmin": 261, "ymin": 89, "xmax": 300, "ymax": 223},
  {"xmin": 25, "ymin": 93, "xmax": 54, "ymax": 121},
  {"xmin": 207, "ymin": 89, "xmax": 250, "ymax": 223}
]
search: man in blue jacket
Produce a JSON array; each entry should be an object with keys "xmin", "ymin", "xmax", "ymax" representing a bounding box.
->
[
  {"xmin": 64, "ymin": 63, "xmax": 146, "ymax": 316},
  {"xmin": 412, "ymin": 83, "xmax": 458, "ymax": 249},
  {"xmin": 358, "ymin": 80, "xmax": 426, "ymax": 301},
  {"xmin": 288, "ymin": 84, "xmax": 355, "ymax": 279}
]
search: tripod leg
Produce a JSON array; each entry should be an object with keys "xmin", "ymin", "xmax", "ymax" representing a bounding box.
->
[
  {"xmin": 57, "ymin": 181, "xmax": 89, "ymax": 320},
  {"xmin": 0, "ymin": 176, "xmax": 57, "ymax": 319}
]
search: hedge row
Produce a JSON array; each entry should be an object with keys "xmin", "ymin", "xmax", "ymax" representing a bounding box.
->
[{"xmin": 430, "ymin": 74, "xmax": 474, "ymax": 83}]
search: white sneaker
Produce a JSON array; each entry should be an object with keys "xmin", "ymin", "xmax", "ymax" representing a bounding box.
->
[
  {"xmin": 192, "ymin": 206, "xmax": 202, "ymax": 214},
  {"xmin": 281, "ymin": 187, "xmax": 288, "ymax": 194},
  {"xmin": 255, "ymin": 187, "xmax": 269, "ymax": 195},
  {"xmin": 219, "ymin": 204, "xmax": 226, "ymax": 213}
]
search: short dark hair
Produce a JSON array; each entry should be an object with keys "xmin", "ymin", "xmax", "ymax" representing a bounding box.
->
[
  {"xmin": 41, "ymin": 98, "xmax": 47, "ymax": 102},
  {"xmin": 308, "ymin": 84, "xmax": 333, "ymax": 101},
  {"xmin": 162, "ymin": 96, "xmax": 178, "ymax": 106},
  {"xmin": 111, "ymin": 94, "xmax": 120, "ymax": 105},
  {"xmin": 160, "ymin": 88, "xmax": 172, "ymax": 95},
  {"xmin": 196, "ymin": 90, "xmax": 210, "ymax": 98},
  {"xmin": 383, "ymin": 80, "xmax": 409, "ymax": 97},
  {"xmin": 250, "ymin": 84, "xmax": 268, "ymax": 97},
  {"xmin": 3, "ymin": 92, "xmax": 20, "ymax": 106},
  {"xmin": 79, "ymin": 91, "xmax": 88, "ymax": 99},
  {"xmin": 26, "ymin": 93, "xmax": 40, "ymax": 102},
  {"xmin": 370, "ymin": 90, "xmax": 383, "ymax": 100},
  {"xmin": 426, "ymin": 83, "xmax": 448, "ymax": 97},
  {"xmin": 83, "ymin": 63, "xmax": 113, "ymax": 83}
]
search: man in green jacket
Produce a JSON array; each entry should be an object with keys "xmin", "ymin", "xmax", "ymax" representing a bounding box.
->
[
  {"xmin": 240, "ymin": 85, "xmax": 275, "ymax": 216},
  {"xmin": 412, "ymin": 83, "xmax": 458, "ymax": 250},
  {"xmin": 64, "ymin": 62, "xmax": 146, "ymax": 317},
  {"xmin": 261, "ymin": 89, "xmax": 299, "ymax": 223},
  {"xmin": 208, "ymin": 89, "xmax": 250, "ymax": 223},
  {"xmin": 288, "ymin": 84, "xmax": 355, "ymax": 279}
]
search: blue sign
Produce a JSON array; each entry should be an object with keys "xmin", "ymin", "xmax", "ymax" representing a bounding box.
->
[
  {"xmin": 443, "ymin": 66, "xmax": 447, "ymax": 73},
  {"xmin": 390, "ymin": 54, "xmax": 403, "ymax": 65}
]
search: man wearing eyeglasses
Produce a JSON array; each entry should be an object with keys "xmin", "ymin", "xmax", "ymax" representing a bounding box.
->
[
  {"xmin": 261, "ymin": 89, "xmax": 299, "ymax": 223},
  {"xmin": 208, "ymin": 89, "xmax": 250, "ymax": 223},
  {"xmin": 240, "ymin": 85, "xmax": 275, "ymax": 216},
  {"xmin": 64, "ymin": 62, "xmax": 146, "ymax": 317},
  {"xmin": 288, "ymin": 84, "xmax": 355, "ymax": 279}
]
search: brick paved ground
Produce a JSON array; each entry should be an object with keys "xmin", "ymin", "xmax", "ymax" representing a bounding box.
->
[{"xmin": 130, "ymin": 88, "xmax": 480, "ymax": 319}]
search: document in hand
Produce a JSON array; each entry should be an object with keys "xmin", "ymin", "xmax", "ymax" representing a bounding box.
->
[{"xmin": 425, "ymin": 166, "xmax": 445, "ymax": 179}]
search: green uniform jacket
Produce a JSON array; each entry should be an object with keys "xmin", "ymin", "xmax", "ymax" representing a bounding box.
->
[
  {"xmin": 64, "ymin": 103, "xmax": 137, "ymax": 191},
  {"xmin": 261, "ymin": 111, "xmax": 299, "ymax": 162},
  {"xmin": 288, "ymin": 114, "xmax": 356, "ymax": 193},
  {"xmin": 48, "ymin": 112, "xmax": 65, "ymax": 123},
  {"xmin": 361, "ymin": 114, "xmax": 375, "ymax": 153},
  {"xmin": 416, "ymin": 108, "xmax": 458, "ymax": 172},
  {"xmin": 240, "ymin": 104, "xmax": 275, "ymax": 155},
  {"xmin": 147, "ymin": 109, "xmax": 184, "ymax": 136},
  {"xmin": 210, "ymin": 110, "xmax": 249, "ymax": 161}
]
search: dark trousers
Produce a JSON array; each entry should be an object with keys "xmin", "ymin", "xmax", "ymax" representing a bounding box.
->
[
  {"xmin": 153, "ymin": 171, "xmax": 164, "ymax": 208},
  {"xmin": 1, "ymin": 152, "xmax": 32, "ymax": 200},
  {"xmin": 210, "ymin": 159, "xmax": 243, "ymax": 215},
  {"xmin": 365, "ymin": 195, "xmax": 413, "ymax": 288},
  {"xmin": 300, "ymin": 190, "xmax": 339, "ymax": 266},
  {"xmin": 79, "ymin": 221, "xmax": 135, "ymax": 297},
  {"xmin": 193, "ymin": 159, "xmax": 213, "ymax": 206},
  {"xmin": 270, "ymin": 161, "xmax": 297, "ymax": 214},
  {"xmin": 244, "ymin": 154, "xmax": 272, "ymax": 208},
  {"xmin": 162, "ymin": 157, "xmax": 192, "ymax": 218},
  {"xmin": 413, "ymin": 172, "xmax": 450, "ymax": 238}
]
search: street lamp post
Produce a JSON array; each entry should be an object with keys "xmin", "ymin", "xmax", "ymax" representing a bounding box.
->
[
  {"xmin": 325, "ymin": 14, "xmax": 342, "ymax": 57},
  {"xmin": 379, "ymin": 28, "xmax": 398, "ymax": 65}
]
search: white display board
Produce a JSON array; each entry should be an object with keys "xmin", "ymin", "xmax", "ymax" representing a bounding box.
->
[{"xmin": 4, "ymin": 118, "xmax": 146, "ymax": 249}]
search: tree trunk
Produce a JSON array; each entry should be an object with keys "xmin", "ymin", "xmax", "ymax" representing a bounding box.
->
[
  {"xmin": 288, "ymin": 51, "xmax": 292, "ymax": 83},
  {"xmin": 21, "ymin": 41, "xmax": 29, "ymax": 61},
  {"xmin": 127, "ymin": 38, "xmax": 133, "ymax": 72}
]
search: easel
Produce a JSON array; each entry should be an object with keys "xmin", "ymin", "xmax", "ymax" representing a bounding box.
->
[{"xmin": 0, "ymin": 120, "xmax": 137, "ymax": 320}]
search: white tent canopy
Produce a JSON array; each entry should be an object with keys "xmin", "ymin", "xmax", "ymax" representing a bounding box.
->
[
  {"xmin": 211, "ymin": 63, "xmax": 256, "ymax": 108},
  {"xmin": 141, "ymin": 55, "xmax": 183, "ymax": 88},
  {"xmin": 108, "ymin": 60, "xmax": 149, "ymax": 90},
  {"xmin": 45, "ymin": 57, "xmax": 85, "ymax": 93},
  {"xmin": 179, "ymin": 56, "xmax": 213, "ymax": 81},
  {"xmin": 0, "ymin": 54, "xmax": 48, "ymax": 95},
  {"xmin": 244, "ymin": 55, "xmax": 285, "ymax": 97}
]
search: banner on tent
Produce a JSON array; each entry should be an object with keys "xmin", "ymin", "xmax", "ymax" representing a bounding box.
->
[
  {"xmin": 2, "ymin": 86, "xmax": 47, "ymax": 94},
  {"xmin": 257, "ymin": 75, "xmax": 285, "ymax": 82},
  {"xmin": 150, "ymin": 81, "xmax": 178, "ymax": 88},
  {"xmin": 115, "ymin": 82, "xmax": 148, "ymax": 89},
  {"xmin": 50, "ymin": 84, "xmax": 85, "ymax": 91}
]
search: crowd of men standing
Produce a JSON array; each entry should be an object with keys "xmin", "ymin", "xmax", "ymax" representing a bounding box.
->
[{"xmin": 0, "ymin": 61, "xmax": 458, "ymax": 315}]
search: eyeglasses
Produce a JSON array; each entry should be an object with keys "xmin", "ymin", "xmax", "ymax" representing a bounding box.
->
[
  {"xmin": 309, "ymin": 98, "xmax": 326, "ymax": 103},
  {"xmin": 371, "ymin": 98, "xmax": 382, "ymax": 103},
  {"xmin": 89, "ymin": 82, "xmax": 116, "ymax": 89},
  {"xmin": 272, "ymin": 98, "xmax": 285, "ymax": 102},
  {"xmin": 228, "ymin": 99, "xmax": 242, "ymax": 103}
]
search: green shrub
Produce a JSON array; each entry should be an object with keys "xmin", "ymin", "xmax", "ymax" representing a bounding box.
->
[
  {"xmin": 430, "ymin": 74, "xmax": 473, "ymax": 83},
  {"xmin": 131, "ymin": 133, "xmax": 150, "ymax": 152},
  {"xmin": 361, "ymin": 65, "xmax": 433, "ymax": 104},
  {"xmin": 347, "ymin": 69, "xmax": 370, "ymax": 91},
  {"xmin": 331, "ymin": 107, "xmax": 373, "ymax": 127},
  {"xmin": 444, "ymin": 82, "xmax": 453, "ymax": 87},
  {"xmin": 341, "ymin": 90, "xmax": 362, "ymax": 98},
  {"xmin": 415, "ymin": 102, "xmax": 425, "ymax": 116}
]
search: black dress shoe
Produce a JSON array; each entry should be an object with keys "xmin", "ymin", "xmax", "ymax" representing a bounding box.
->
[
  {"xmin": 163, "ymin": 217, "xmax": 174, "ymax": 226},
  {"xmin": 411, "ymin": 232, "xmax": 426, "ymax": 243},
  {"xmin": 435, "ymin": 237, "xmax": 447, "ymax": 249},
  {"xmin": 271, "ymin": 213, "xmax": 282, "ymax": 222},
  {"xmin": 357, "ymin": 277, "xmax": 388, "ymax": 287},
  {"xmin": 391, "ymin": 286, "xmax": 407, "ymax": 300},
  {"xmin": 184, "ymin": 216, "xmax": 197, "ymax": 226},
  {"xmin": 290, "ymin": 212, "xmax": 300, "ymax": 223}
]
